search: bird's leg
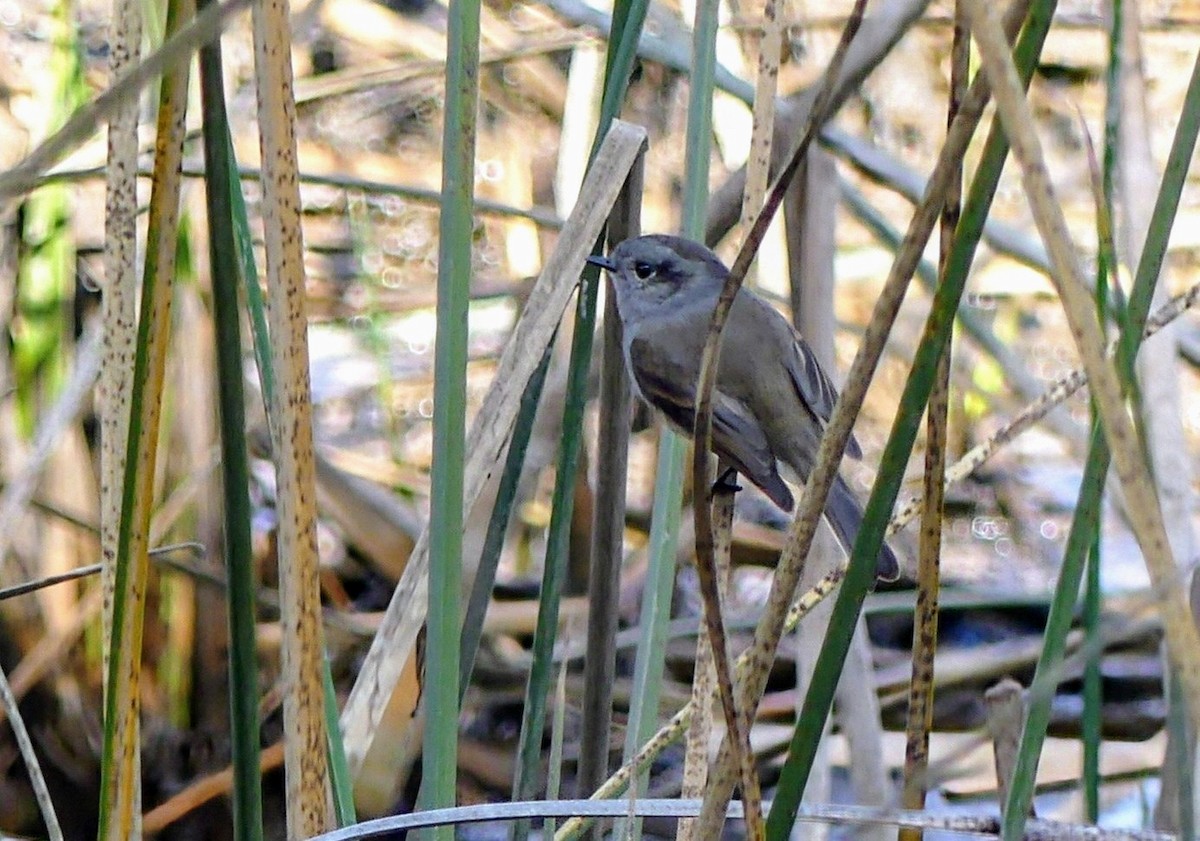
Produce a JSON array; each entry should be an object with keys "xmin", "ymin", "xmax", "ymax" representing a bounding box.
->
[{"xmin": 713, "ymin": 466, "xmax": 742, "ymax": 496}]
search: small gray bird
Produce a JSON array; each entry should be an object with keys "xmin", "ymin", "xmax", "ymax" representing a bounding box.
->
[{"xmin": 588, "ymin": 234, "xmax": 899, "ymax": 582}]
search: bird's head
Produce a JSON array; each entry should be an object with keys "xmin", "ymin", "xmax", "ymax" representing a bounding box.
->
[{"xmin": 586, "ymin": 235, "xmax": 728, "ymax": 317}]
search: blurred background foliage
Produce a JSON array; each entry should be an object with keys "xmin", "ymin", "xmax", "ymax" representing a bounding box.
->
[{"xmin": 0, "ymin": 0, "xmax": 1198, "ymax": 836}]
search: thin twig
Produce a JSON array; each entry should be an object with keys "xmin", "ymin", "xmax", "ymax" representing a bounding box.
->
[
  {"xmin": 311, "ymin": 798, "xmax": 1178, "ymax": 841},
  {"xmin": 38, "ymin": 163, "xmax": 565, "ymax": 228},
  {"xmin": 899, "ymin": 8, "xmax": 966, "ymax": 830},
  {"xmin": 0, "ymin": 541, "xmax": 203, "ymax": 601},
  {"xmin": 0, "ymin": 664, "xmax": 62, "ymax": 841}
]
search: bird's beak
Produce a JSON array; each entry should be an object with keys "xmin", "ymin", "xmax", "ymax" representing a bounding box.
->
[{"xmin": 586, "ymin": 253, "xmax": 617, "ymax": 272}]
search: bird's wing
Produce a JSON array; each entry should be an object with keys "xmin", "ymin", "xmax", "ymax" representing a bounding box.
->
[
  {"xmin": 629, "ymin": 334, "xmax": 794, "ymax": 510},
  {"xmin": 784, "ymin": 332, "xmax": 862, "ymax": 460},
  {"xmin": 709, "ymin": 395, "xmax": 794, "ymax": 510}
]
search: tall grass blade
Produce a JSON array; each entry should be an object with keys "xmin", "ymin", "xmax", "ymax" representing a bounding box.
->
[
  {"xmin": 422, "ymin": 0, "xmax": 481, "ymax": 828},
  {"xmin": 323, "ymin": 659, "xmax": 358, "ymax": 826},
  {"xmin": 612, "ymin": 441, "xmax": 681, "ymax": 841},
  {"xmin": 509, "ymin": 255, "xmax": 603, "ymax": 841},
  {"xmin": 99, "ymin": 0, "xmax": 142, "ymax": 690},
  {"xmin": 97, "ymin": 0, "xmax": 192, "ymax": 835},
  {"xmin": 224, "ymin": 134, "xmax": 276, "ymax": 403},
  {"xmin": 1082, "ymin": 9, "xmax": 1122, "ymax": 812},
  {"xmin": 459, "ymin": 348, "xmax": 553, "ymax": 700},
  {"xmin": 1000, "ymin": 29, "xmax": 1200, "ymax": 841},
  {"xmin": 217, "ymin": 88, "xmax": 354, "ymax": 831},
  {"xmin": 1165, "ymin": 670, "xmax": 1196, "ymax": 837},
  {"xmin": 509, "ymin": 5, "xmax": 648, "ymax": 837},
  {"xmin": 250, "ymin": 0, "xmax": 333, "ymax": 826},
  {"xmin": 576, "ymin": 0, "xmax": 652, "ymax": 815},
  {"xmin": 196, "ymin": 14, "xmax": 265, "ymax": 839},
  {"xmin": 545, "ymin": 660, "xmax": 570, "ymax": 839},
  {"xmin": 576, "ymin": 126, "xmax": 642, "ymax": 822}
]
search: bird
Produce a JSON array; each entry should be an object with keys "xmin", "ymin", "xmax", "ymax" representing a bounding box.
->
[{"xmin": 588, "ymin": 234, "xmax": 899, "ymax": 582}]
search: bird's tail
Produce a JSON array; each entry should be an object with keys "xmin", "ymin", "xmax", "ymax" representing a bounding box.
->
[{"xmin": 823, "ymin": 475, "xmax": 900, "ymax": 583}]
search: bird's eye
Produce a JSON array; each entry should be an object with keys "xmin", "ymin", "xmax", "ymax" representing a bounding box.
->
[{"xmin": 633, "ymin": 261, "xmax": 655, "ymax": 280}]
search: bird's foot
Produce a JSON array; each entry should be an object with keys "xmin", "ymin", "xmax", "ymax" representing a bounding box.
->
[{"xmin": 713, "ymin": 467, "xmax": 742, "ymax": 497}]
